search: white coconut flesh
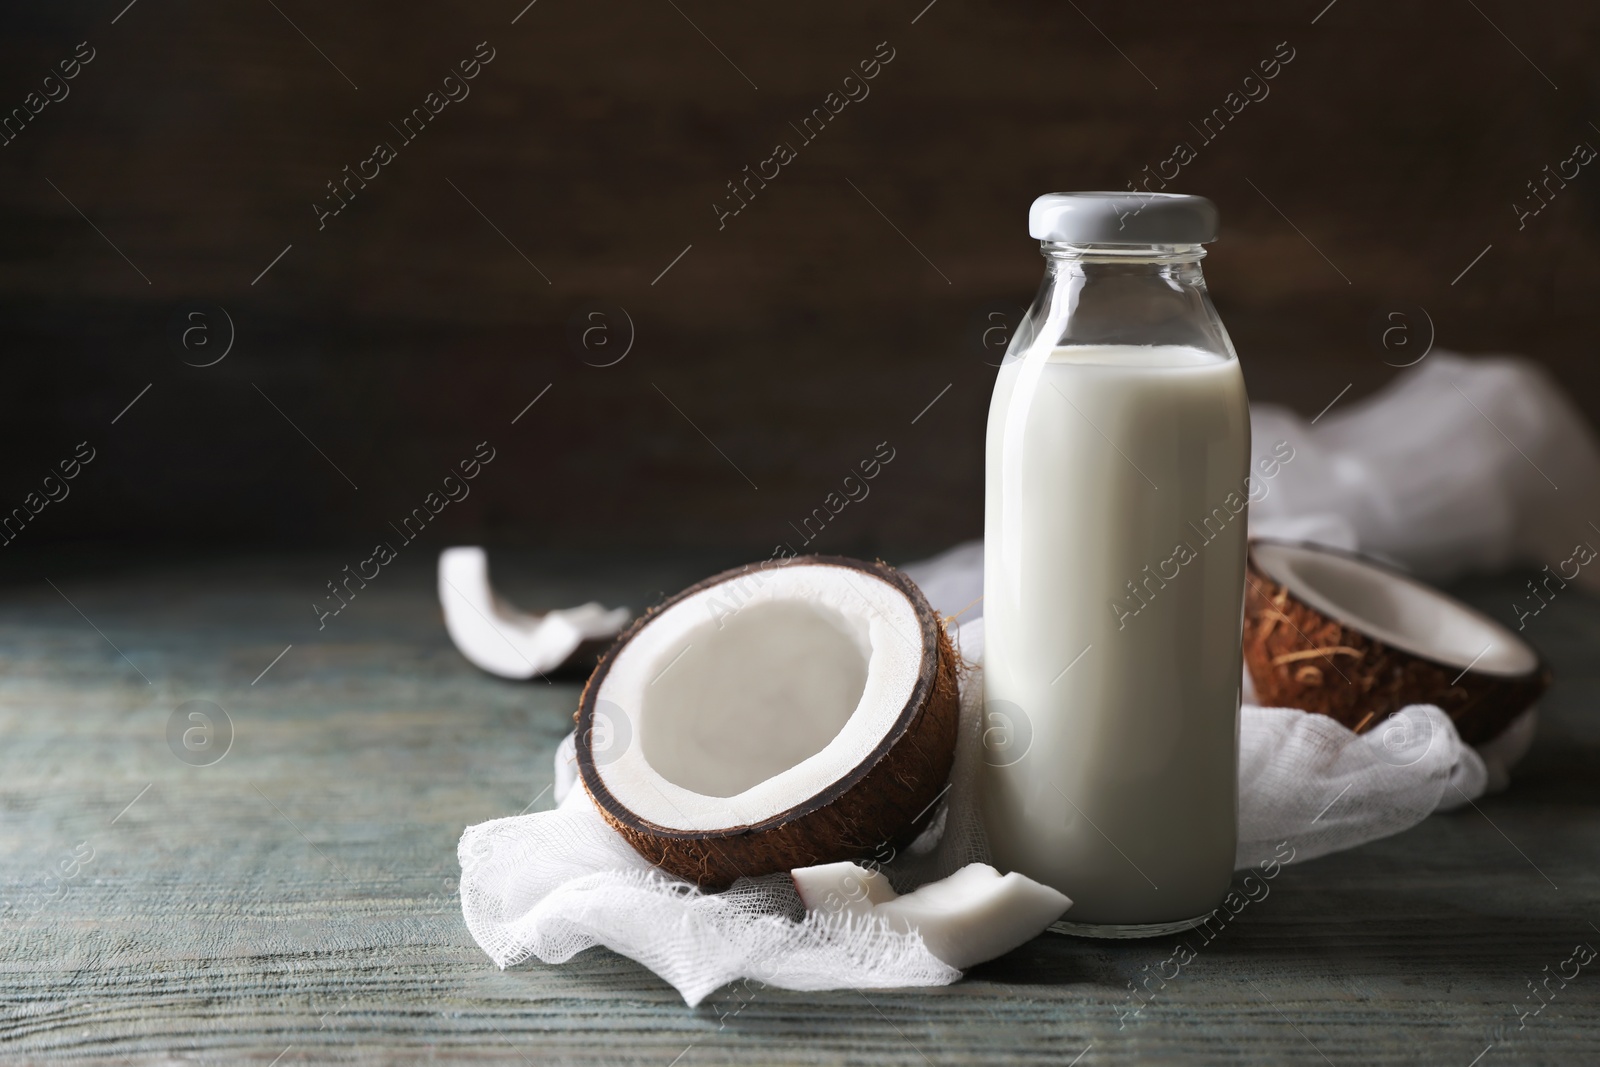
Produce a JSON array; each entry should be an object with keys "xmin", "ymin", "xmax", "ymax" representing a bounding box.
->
[
  {"xmin": 1251, "ymin": 540, "xmax": 1538, "ymax": 676},
  {"xmin": 790, "ymin": 861, "xmax": 1072, "ymax": 971},
  {"xmin": 589, "ymin": 563, "xmax": 925, "ymax": 830},
  {"xmin": 439, "ymin": 546, "xmax": 630, "ymax": 678}
]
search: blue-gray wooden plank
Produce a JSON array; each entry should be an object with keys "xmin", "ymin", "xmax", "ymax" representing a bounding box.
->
[{"xmin": 1, "ymin": 552, "xmax": 1596, "ymax": 1064}]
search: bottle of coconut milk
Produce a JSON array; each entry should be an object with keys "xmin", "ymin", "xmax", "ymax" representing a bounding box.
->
[{"xmin": 981, "ymin": 192, "xmax": 1250, "ymax": 936}]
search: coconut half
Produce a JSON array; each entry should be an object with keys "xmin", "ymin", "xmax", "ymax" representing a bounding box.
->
[
  {"xmin": 575, "ymin": 555, "xmax": 960, "ymax": 889},
  {"xmin": 1243, "ymin": 539, "xmax": 1549, "ymax": 745}
]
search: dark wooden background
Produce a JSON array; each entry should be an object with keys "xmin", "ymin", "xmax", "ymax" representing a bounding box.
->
[{"xmin": 3, "ymin": 0, "xmax": 1596, "ymax": 556}]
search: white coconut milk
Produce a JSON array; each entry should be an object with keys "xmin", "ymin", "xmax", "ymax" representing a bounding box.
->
[{"xmin": 982, "ymin": 344, "xmax": 1250, "ymax": 927}]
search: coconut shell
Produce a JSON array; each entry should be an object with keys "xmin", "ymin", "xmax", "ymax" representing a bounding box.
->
[
  {"xmin": 574, "ymin": 554, "xmax": 961, "ymax": 890},
  {"xmin": 1243, "ymin": 541, "xmax": 1549, "ymax": 746}
]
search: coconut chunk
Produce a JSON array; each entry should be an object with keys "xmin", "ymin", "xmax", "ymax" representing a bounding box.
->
[
  {"xmin": 792, "ymin": 861, "xmax": 1071, "ymax": 970},
  {"xmin": 439, "ymin": 546, "xmax": 629, "ymax": 679},
  {"xmin": 790, "ymin": 860, "xmax": 899, "ymax": 916}
]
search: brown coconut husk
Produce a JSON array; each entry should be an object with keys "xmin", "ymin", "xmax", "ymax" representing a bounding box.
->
[
  {"xmin": 1243, "ymin": 540, "xmax": 1549, "ymax": 746},
  {"xmin": 575, "ymin": 555, "xmax": 960, "ymax": 890}
]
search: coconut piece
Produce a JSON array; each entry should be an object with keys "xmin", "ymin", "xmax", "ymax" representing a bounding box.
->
[
  {"xmin": 791, "ymin": 860, "xmax": 899, "ymax": 917},
  {"xmin": 439, "ymin": 546, "xmax": 629, "ymax": 679},
  {"xmin": 876, "ymin": 865, "xmax": 1072, "ymax": 969},
  {"xmin": 576, "ymin": 555, "xmax": 960, "ymax": 889},
  {"xmin": 790, "ymin": 861, "xmax": 1071, "ymax": 970},
  {"xmin": 1243, "ymin": 539, "xmax": 1549, "ymax": 746}
]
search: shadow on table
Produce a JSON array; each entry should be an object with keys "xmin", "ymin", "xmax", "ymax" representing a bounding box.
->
[{"xmin": 973, "ymin": 839, "xmax": 1593, "ymax": 991}]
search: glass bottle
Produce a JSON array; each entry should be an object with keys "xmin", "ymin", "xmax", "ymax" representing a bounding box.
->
[{"xmin": 981, "ymin": 192, "xmax": 1250, "ymax": 936}]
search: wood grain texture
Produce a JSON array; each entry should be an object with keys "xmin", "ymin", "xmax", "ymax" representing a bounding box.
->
[
  {"xmin": 2, "ymin": 551, "xmax": 1598, "ymax": 1064},
  {"xmin": 1, "ymin": 2, "xmax": 1598, "ymax": 553}
]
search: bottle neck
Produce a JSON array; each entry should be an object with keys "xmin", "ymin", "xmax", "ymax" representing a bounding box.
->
[
  {"xmin": 1013, "ymin": 241, "xmax": 1230, "ymax": 355},
  {"xmin": 1041, "ymin": 241, "xmax": 1208, "ymax": 283},
  {"xmin": 1040, "ymin": 241, "xmax": 1207, "ymax": 262}
]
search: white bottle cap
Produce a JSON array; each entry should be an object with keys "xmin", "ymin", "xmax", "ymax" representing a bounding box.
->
[{"xmin": 1028, "ymin": 191, "xmax": 1219, "ymax": 245}]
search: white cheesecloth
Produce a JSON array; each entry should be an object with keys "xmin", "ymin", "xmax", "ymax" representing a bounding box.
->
[{"xmin": 457, "ymin": 352, "xmax": 1600, "ymax": 1005}]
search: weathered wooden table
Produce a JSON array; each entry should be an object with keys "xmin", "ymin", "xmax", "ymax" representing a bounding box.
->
[{"xmin": 3, "ymin": 552, "xmax": 1597, "ymax": 1065}]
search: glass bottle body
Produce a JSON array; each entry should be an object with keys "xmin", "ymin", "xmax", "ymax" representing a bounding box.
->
[{"xmin": 981, "ymin": 243, "xmax": 1250, "ymax": 934}]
